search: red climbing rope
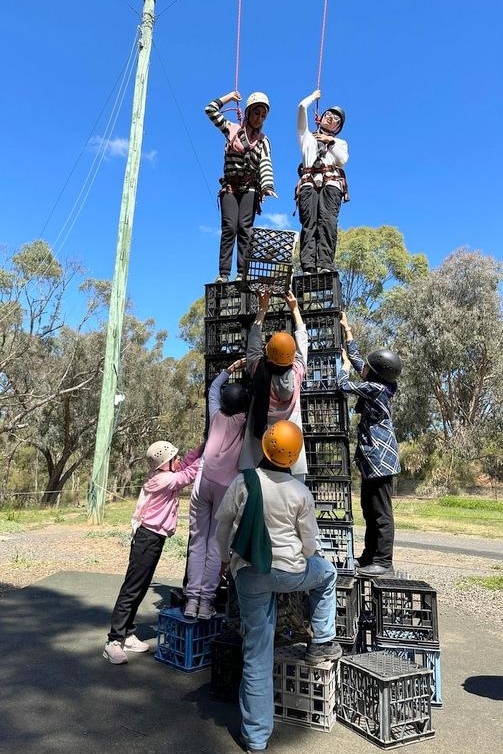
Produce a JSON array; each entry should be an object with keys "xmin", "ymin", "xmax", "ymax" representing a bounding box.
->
[{"xmin": 315, "ymin": 0, "xmax": 329, "ymax": 122}]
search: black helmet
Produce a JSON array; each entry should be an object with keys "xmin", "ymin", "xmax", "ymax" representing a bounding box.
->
[
  {"xmin": 220, "ymin": 383, "xmax": 250, "ymax": 416},
  {"xmin": 367, "ymin": 349, "xmax": 402, "ymax": 383},
  {"xmin": 323, "ymin": 105, "xmax": 345, "ymax": 133}
]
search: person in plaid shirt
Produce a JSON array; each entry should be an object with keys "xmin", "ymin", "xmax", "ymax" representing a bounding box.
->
[{"xmin": 337, "ymin": 312, "xmax": 402, "ymax": 577}]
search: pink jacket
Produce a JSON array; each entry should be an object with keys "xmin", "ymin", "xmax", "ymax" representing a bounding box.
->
[{"xmin": 132, "ymin": 446, "xmax": 202, "ymax": 537}]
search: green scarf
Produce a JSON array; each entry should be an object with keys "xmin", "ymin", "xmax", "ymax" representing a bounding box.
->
[{"xmin": 231, "ymin": 468, "xmax": 272, "ymax": 574}]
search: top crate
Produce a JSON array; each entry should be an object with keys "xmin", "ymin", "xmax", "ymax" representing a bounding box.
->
[
  {"xmin": 244, "ymin": 227, "xmax": 296, "ymax": 295},
  {"xmin": 293, "ymin": 272, "xmax": 343, "ymax": 312},
  {"xmin": 246, "ymin": 227, "xmax": 298, "ymax": 264}
]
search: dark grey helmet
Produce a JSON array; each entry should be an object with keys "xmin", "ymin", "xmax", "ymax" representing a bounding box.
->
[
  {"xmin": 220, "ymin": 383, "xmax": 249, "ymax": 416},
  {"xmin": 323, "ymin": 105, "xmax": 345, "ymax": 133},
  {"xmin": 367, "ymin": 349, "xmax": 402, "ymax": 383}
]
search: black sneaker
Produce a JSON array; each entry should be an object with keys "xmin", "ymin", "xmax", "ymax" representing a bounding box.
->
[{"xmin": 304, "ymin": 640, "xmax": 343, "ymax": 665}]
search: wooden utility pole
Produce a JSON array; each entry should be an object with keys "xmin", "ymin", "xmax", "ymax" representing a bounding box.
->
[{"xmin": 88, "ymin": 0, "xmax": 156, "ymax": 524}]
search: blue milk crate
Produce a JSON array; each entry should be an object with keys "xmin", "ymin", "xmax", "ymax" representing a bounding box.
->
[
  {"xmin": 376, "ymin": 643, "xmax": 443, "ymax": 708},
  {"xmin": 155, "ymin": 607, "xmax": 225, "ymax": 672},
  {"xmin": 317, "ymin": 521, "xmax": 355, "ymax": 575}
]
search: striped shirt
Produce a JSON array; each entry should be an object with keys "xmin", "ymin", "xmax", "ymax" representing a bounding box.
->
[
  {"xmin": 205, "ymin": 98, "xmax": 275, "ymax": 193},
  {"xmin": 337, "ymin": 341, "xmax": 401, "ymax": 479}
]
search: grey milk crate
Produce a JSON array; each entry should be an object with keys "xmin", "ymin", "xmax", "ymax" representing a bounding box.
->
[
  {"xmin": 273, "ymin": 643, "xmax": 337, "ymax": 733},
  {"xmin": 293, "ymin": 270, "xmax": 343, "ymax": 312},
  {"xmin": 337, "ymin": 651, "xmax": 435, "ymax": 748},
  {"xmin": 301, "ymin": 392, "xmax": 349, "ymax": 435},
  {"xmin": 372, "ymin": 579, "xmax": 440, "ymax": 647}
]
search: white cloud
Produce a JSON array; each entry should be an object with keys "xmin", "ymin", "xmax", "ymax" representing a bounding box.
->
[
  {"xmin": 199, "ymin": 225, "xmax": 221, "ymax": 237},
  {"xmin": 261, "ymin": 213, "xmax": 291, "ymax": 230},
  {"xmin": 89, "ymin": 136, "xmax": 156, "ymax": 162}
]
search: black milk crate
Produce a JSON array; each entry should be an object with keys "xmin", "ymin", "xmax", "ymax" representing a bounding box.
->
[
  {"xmin": 303, "ymin": 312, "xmax": 342, "ymax": 352},
  {"xmin": 205, "ymin": 319, "xmax": 246, "ymax": 356},
  {"xmin": 306, "ymin": 476, "xmax": 352, "ymax": 521},
  {"xmin": 376, "ymin": 644, "xmax": 443, "ymax": 708},
  {"xmin": 247, "ymin": 290, "xmax": 290, "ymax": 314},
  {"xmin": 337, "ymin": 651, "xmax": 434, "ymax": 748},
  {"xmin": 258, "ymin": 313, "xmax": 294, "ymax": 341},
  {"xmin": 154, "ymin": 607, "xmax": 225, "ymax": 672},
  {"xmin": 304, "ymin": 353, "xmax": 340, "ymax": 392},
  {"xmin": 210, "ymin": 633, "xmax": 243, "ymax": 702},
  {"xmin": 301, "ymin": 392, "xmax": 349, "ymax": 435},
  {"xmin": 355, "ymin": 610, "xmax": 377, "ymax": 654},
  {"xmin": 274, "ymin": 643, "xmax": 337, "ymax": 732},
  {"xmin": 293, "ymin": 271, "xmax": 343, "ymax": 312},
  {"xmin": 246, "ymin": 227, "xmax": 297, "ymax": 264},
  {"xmin": 336, "ymin": 576, "xmax": 360, "ymax": 642},
  {"xmin": 205, "ymin": 357, "xmax": 247, "ymax": 389},
  {"xmin": 244, "ymin": 260, "xmax": 293, "ymax": 295},
  {"xmin": 205, "ymin": 281, "xmax": 246, "ymax": 318},
  {"xmin": 305, "ymin": 436, "xmax": 350, "ymax": 478},
  {"xmin": 316, "ymin": 521, "xmax": 355, "ymax": 574},
  {"xmin": 372, "ymin": 579, "xmax": 440, "ymax": 646},
  {"xmin": 275, "ymin": 591, "xmax": 311, "ymax": 644}
]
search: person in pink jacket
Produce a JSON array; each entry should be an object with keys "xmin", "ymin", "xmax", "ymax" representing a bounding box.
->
[
  {"xmin": 103, "ymin": 439, "xmax": 204, "ymax": 665},
  {"xmin": 184, "ymin": 358, "xmax": 249, "ymax": 619}
]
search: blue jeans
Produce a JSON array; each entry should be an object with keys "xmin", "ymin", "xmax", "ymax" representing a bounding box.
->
[{"xmin": 235, "ymin": 556, "xmax": 337, "ymax": 751}]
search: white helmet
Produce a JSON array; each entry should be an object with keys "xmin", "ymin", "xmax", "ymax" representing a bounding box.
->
[
  {"xmin": 245, "ymin": 92, "xmax": 270, "ymax": 113},
  {"xmin": 146, "ymin": 441, "xmax": 178, "ymax": 471}
]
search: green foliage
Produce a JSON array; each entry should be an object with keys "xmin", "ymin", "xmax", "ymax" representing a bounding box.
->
[
  {"xmin": 335, "ymin": 225, "xmax": 428, "ymax": 316},
  {"xmin": 179, "ymin": 297, "xmax": 205, "ymax": 352}
]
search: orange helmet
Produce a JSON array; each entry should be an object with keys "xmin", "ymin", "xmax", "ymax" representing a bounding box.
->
[
  {"xmin": 265, "ymin": 331, "xmax": 296, "ymax": 366},
  {"xmin": 261, "ymin": 420, "xmax": 304, "ymax": 468}
]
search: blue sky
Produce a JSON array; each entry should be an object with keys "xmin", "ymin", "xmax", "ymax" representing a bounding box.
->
[{"xmin": 2, "ymin": 0, "xmax": 502, "ymax": 358}]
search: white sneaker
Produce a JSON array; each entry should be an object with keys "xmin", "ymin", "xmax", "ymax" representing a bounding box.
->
[
  {"xmin": 103, "ymin": 640, "xmax": 128, "ymax": 664},
  {"xmin": 124, "ymin": 634, "xmax": 150, "ymax": 653}
]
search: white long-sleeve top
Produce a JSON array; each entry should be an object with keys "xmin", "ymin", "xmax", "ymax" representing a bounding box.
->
[
  {"xmin": 215, "ymin": 467, "xmax": 319, "ymax": 578},
  {"xmin": 297, "ymin": 92, "xmax": 349, "ymax": 181}
]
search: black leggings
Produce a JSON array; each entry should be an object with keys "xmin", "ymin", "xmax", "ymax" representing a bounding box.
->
[
  {"xmin": 360, "ymin": 476, "xmax": 394, "ymax": 567},
  {"xmin": 108, "ymin": 526, "xmax": 165, "ymax": 642}
]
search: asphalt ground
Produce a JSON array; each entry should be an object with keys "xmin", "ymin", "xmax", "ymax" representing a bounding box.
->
[{"xmin": 0, "ymin": 536, "xmax": 501, "ymax": 754}]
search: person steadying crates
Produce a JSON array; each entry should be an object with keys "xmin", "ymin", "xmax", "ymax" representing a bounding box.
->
[
  {"xmin": 205, "ymin": 91, "xmax": 277, "ymax": 283},
  {"xmin": 102, "ymin": 439, "xmax": 204, "ymax": 665},
  {"xmin": 183, "ymin": 359, "xmax": 250, "ymax": 621},
  {"xmin": 239, "ymin": 289, "xmax": 308, "ymax": 479},
  {"xmin": 337, "ymin": 312, "xmax": 402, "ymax": 577},
  {"xmin": 296, "ymin": 89, "xmax": 349, "ymax": 274}
]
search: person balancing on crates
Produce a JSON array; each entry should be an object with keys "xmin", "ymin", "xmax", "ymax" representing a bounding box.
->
[
  {"xmin": 296, "ymin": 89, "xmax": 349, "ymax": 274},
  {"xmin": 205, "ymin": 90, "xmax": 277, "ymax": 283},
  {"xmin": 337, "ymin": 311, "xmax": 402, "ymax": 577}
]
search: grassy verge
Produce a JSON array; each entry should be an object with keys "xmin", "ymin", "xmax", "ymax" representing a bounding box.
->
[{"xmin": 0, "ymin": 494, "xmax": 501, "ymax": 540}]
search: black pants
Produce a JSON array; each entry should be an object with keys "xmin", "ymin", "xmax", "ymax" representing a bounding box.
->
[
  {"xmin": 108, "ymin": 526, "xmax": 165, "ymax": 642},
  {"xmin": 298, "ymin": 184, "xmax": 342, "ymax": 272},
  {"xmin": 360, "ymin": 476, "xmax": 394, "ymax": 567},
  {"xmin": 219, "ymin": 189, "xmax": 256, "ymax": 276}
]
